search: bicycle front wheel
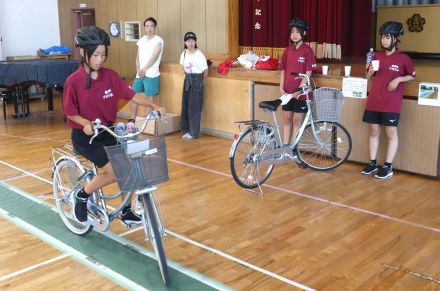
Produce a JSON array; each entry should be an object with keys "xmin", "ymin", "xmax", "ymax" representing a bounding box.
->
[
  {"xmin": 230, "ymin": 126, "xmax": 277, "ymax": 189},
  {"xmin": 141, "ymin": 194, "xmax": 170, "ymax": 286},
  {"xmin": 53, "ymin": 157, "xmax": 93, "ymax": 235},
  {"xmin": 296, "ymin": 121, "xmax": 352, "ymax": 170}
]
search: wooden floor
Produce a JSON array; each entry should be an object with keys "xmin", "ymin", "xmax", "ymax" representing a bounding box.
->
[{"xmin": 0, "ymin": 97, "xmax": 439, "ymax": 290}]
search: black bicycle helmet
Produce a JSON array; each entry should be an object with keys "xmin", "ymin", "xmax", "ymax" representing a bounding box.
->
[
  {"xmin": 379, "ymin": 21, "xmax": 404, "ymax": 36},
  {"xmin": 75, "ymin": 26, "xmax": 110, "ymax": 47},
  {"xmin": 289, "ymin": 18, "xmax": 310, "ymax": 31}
]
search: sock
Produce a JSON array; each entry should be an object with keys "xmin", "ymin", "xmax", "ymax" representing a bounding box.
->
[
  {"xmin": 122, "ymin": 205, "xmax": 131, "ymax": 213},
  {"xmin": 384, "ymin": 162, "xmax": 392, "ymax": 169},
  {"xmin": 77, "ymin": 188, "xmax": 89, "ymax": 199},
  {"xmin": 370, "ymin": 159, "xmax": 377, "ymax": 165}
]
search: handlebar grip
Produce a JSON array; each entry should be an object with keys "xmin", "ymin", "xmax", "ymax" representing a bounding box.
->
[{"xmin": 292, "ymin": 87, "xmax": 303, "ymax": 93}]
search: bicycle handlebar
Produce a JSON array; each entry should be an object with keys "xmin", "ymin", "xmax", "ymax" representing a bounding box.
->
[
  {"xmin": 89, "ymin": 111, "xmax": 161, "ymax": 144},
  {"xmin": 289, "ymin": 72, "xmax": 312, "ymax": 99}
]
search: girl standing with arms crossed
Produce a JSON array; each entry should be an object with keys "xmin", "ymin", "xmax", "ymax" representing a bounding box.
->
[
  {"xmin": 279, "ymin": 18, "xmax": 317, "ymax": 153},
  {"xmin": 361, "ymin": 21, "xmax": 415, "ymax": 179}
]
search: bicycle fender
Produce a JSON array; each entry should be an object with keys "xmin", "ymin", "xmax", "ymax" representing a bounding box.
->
[{"xmin": 229, "ymin": 134, "xmax": 242, "ymax": 158}]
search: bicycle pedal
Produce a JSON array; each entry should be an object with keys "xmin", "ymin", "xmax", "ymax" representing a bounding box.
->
[
  {"xmin": 296, "ymin": 160, "xmax": 308, "ymax": 169},
  {"xmin": 119, "ymin": 220, "xmax": 135, "ymax": 228}
]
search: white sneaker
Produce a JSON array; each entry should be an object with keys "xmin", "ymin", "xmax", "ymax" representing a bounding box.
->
[
  {"xmin": 182, "ymin": 133, "xmax": 190, "ymax": 138},
  {"xmin": 182, "ymin": 133, "xmax": 194, "ymax": 140}
]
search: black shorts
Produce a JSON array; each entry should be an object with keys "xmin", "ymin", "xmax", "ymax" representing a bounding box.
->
[
  {"xmin": 362, "ymin": 110, "xmax": 400, "ymax": 126},
  {"xmin": 71, "ymin": 129, "xmax": 117, "ymax": 168},
  {"xmin": 282, "ymin": 98, "xmax": 308, "ymax": 113}
]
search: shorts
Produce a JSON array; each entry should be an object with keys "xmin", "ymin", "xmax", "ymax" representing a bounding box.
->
[
  {"xmin": 362, "ymin": 110, "xmax": 400, "ymax": 126},
  {"xmin": 282, "ymin": 98, "xmax": 308, "ymax": 113},
  {"xmin": 71, "ymin": 129, "xmax": 117, "ymax": 168},
  {"xmin": 132, "ymin": 76, "xmax": 160, "ymax": 96}
]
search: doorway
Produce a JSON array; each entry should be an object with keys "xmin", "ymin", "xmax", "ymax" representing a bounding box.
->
[{"xmin": 70, "ymin": 9, "xmax": 96, "ymax": 60}]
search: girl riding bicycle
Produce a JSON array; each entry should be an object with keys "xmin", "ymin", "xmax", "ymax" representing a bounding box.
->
[
  {"xmin": 279, "ymin": 18, "xmax": 317, "ymax": 148},
  {"xmin": 63, "ymin": 26, "xmax": 165, "ymax": 223}
]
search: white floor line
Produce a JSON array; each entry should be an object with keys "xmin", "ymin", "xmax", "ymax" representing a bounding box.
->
[
  {"xmin": 0, "ymin": 173, "xmax": 233, "ymax": 290},
  {"xmin": 167, "ymin": 158, "xmax": 440, "ymax": 233},
  {"xmin": 0, "ymin": 169, "xmax": 45, "ymax": 183},
  {"xmin": 4, "ymin": 157, "xmax": 439, "ymax": 289},
  {"xmin": 0, "ymin": 254, "xmax": 68, "ymax": 282},
  {"xmin": 166, "ymin": 229, "xmax": 316, "ymax": 291},
  {"xmin": 0, "ymin": 207, "xmax": 149, "ymax": 291}
]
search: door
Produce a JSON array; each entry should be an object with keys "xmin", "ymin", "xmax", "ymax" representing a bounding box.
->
[{"xmin": 70, "ymin": 9, "xmax": 96, "ymax": 60}]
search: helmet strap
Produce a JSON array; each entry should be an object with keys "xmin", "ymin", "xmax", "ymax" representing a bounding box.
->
[{"xmin": 82, "ymin": 53, "xmax": 95, "ymax": 89}]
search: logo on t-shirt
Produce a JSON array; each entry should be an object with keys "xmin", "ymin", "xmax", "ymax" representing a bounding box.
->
[
  {"xmin": 102, "ymin": 89, "xmax": 114, "ymax": 99},
  {"xmin": 298, "ymin": 57, "xmax": 305, "ymax": 63},
  {"xmin": 389, "ymin": 64, "xmax": 400, "ymax": 72}
]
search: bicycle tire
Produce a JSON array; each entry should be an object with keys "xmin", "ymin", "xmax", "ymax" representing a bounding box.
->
[
  {"xmin": 53, "ymin": 157, "xmax": 93, "ymax": 235},
  {"xmin": 296, "ymin": 121, "xmax": 352, "ymax": 170},
  {"xmin": 230, "ymin": 126, "xmax": 276, "ymax": 189},
  {"xmin": 141, "ymin": 194, "xmax": 170, "ymax": 286}
]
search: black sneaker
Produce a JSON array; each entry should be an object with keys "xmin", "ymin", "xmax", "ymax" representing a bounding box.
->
[
  {"xmin": 375, "ymin": 165, "xmax": 393, "ymax": 179},
  {"xmin": 361, "ymin": 163, "xmax": 378, "ymax": 175},
  {"xmin": 74, "ymin": 190, "xmax": 88, "ymax": 222},
  {"xmin": 121, "ymin": 207, "xmax": 142, "ymax": 226}
]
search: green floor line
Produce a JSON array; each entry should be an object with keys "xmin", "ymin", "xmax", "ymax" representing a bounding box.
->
[{"xmin": 0, "ymin": 183, "xmax": 230, "ymax": 290}]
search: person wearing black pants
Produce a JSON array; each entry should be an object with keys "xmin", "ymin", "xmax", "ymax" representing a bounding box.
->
[{"xmin": 179, "ymin": 32, "xmax": 208, "ymax": 139}]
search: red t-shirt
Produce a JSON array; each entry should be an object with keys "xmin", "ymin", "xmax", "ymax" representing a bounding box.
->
[
  {"xmin": 63, "ymin": 66, "xmax": 135, "ymax": 129},
  {"xmin": 279, "ymin": 43, "xmax": 317, "ymax": 99},
  {"xmin": 366, "ymin": 50, "xmax": 416, "ymax": 113}
]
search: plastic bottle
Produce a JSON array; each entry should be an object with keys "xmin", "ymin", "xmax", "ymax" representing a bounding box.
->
[
  {"xmin": 366, "ymin": 48, "xmax": 375, "ymax": 69},
  {"xmin": 115, "ymin": 122, "xmax": 125, "ymax": 135}
]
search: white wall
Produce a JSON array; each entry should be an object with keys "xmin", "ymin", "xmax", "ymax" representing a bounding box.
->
[{"xmin": 0, "ymin": 0, "xmax": 60, "ymax": 60}]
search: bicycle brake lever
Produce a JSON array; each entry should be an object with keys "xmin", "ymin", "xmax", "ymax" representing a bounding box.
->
[{"xmin": 89, "ymin": 119, "xmax": 101, "ymax": 144}]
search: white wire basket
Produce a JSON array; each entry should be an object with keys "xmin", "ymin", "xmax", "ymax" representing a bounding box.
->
[{"xmin": 312, "ymin": 87, "xmax": 345, "ymax": 122}]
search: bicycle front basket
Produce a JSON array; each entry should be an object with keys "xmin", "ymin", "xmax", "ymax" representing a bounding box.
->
[
  {"xmin": 105, "ymin": 137, "xmax": 169, "ymax": 192},
  {"xmin": 312, "ymin": 87, "xmax": 345, "ymax": 122}
]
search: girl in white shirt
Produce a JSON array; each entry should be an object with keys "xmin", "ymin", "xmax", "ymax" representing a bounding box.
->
[{"xmin": 179, "ymin": 32, "xmax": 208, "ymax": 139}]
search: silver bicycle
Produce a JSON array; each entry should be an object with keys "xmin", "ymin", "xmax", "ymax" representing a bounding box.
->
[
  {"xmin": 229, "ymin": 73, "xmax": 352, "ymax": 190},
  {"xmin": 51, "ymin": 112, "xmax": 170, "ymax": 285}
]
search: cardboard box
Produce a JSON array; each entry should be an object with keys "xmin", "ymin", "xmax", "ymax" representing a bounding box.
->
[{"xmin": 135, "ymin": 113, "xmax": 180, "ymax": 135}]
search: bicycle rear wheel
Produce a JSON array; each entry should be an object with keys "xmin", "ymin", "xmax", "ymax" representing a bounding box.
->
[
  {"xmin": 53, "ymin": 157, "xmax": 93, "ymax": 235},
  {"xmin": 230, "ymin": 126, "xmax": 276, "ymax": 189},
  {"xmin": 296, "ymin": 121, "xmax": 352, "ymax": 170},
  {"xmin": 141, "ymin": 194, "xmax": 170, "ymax": 286}
]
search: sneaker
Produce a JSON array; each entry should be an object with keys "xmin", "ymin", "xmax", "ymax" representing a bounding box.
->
[
  {"xmin": 182, "ymin": 134, "xmax": 194, "ymax": 140},
  {"xmin": 74, "ymin": 190, "xmax": 88, "ymax": 222},
  {"xmin": 283, "ymin": 152, "xmax": 297, "ymax": 160},
  {"xmin": 121, "ymin": 207, "xmax": 142, "ymax": 226},
  {"xmin": 361, "ymin": 163, "xmax": 378, "ymax": 175},
  {"xmin": 182, "ymin": 133, "xmax": 190, "ymax": 138},
  {"xmin": 375, "ymin": 165, "xmax": 393, "ymax": 179}
]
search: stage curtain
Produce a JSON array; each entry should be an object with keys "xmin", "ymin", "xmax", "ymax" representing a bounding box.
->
[
  {"xmin": 239, "ymin": 0, "xmax": 293, "ymax": 60},
  {"xmin": 292, "ymin": 0, "xmax": 372, "ymax": 58},
  {"xmin": 239, "ymin": 0, "xmax": 372, "ymax": 60}
]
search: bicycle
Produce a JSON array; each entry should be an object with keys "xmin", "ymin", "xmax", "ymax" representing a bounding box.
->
[
  {"xmin": 51, "ymin": 111, "xmax": 170, "ymax": 285},
  {"xmin": 229, "ymin": 73, "xmax": 352, "ymax": 191}
]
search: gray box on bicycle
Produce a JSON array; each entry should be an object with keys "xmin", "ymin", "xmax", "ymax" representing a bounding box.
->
[{"xmin": 105, "ymin": 137, "xmax": 169, "ymax": 192}]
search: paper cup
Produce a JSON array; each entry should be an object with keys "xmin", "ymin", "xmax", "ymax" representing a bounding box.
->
[
  {"xmin": 322, "ymin": 65, "xmax": 329, "ymax": 75},
  {"xmin": 372, "ymin": 60, "xmax": 379, "ymax": 71},
  {"xmin": 344, "ymin": 66, "xmax": 351, "ymax": 77}
]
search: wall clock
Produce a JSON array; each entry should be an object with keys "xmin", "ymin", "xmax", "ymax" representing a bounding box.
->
[{"xmin": 109, "ymin": 21, "xmax": 121, "ymax": 37}]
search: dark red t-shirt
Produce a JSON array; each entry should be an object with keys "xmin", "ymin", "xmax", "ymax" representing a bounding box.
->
[
  {"xmin": 63, "ymin": 66, "xmax": 135, "ymax": 129},
  {"xmin": 279, "ymin": 43, "xmax": 317, "ymax": 99},
  {"xmin": 366, "ymin": 50, "xmax": 416, "ymax": 113}
]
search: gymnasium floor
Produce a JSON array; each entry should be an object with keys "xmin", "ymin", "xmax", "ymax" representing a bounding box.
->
[{"xmin": 0, "ymin": 97, "xmax": 439, "ymax": 290}]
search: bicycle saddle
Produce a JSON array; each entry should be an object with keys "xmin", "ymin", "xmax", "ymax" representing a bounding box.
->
[{"xmin": 259, "ymin": 99, "xmax": 282, "ymax": 111}]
